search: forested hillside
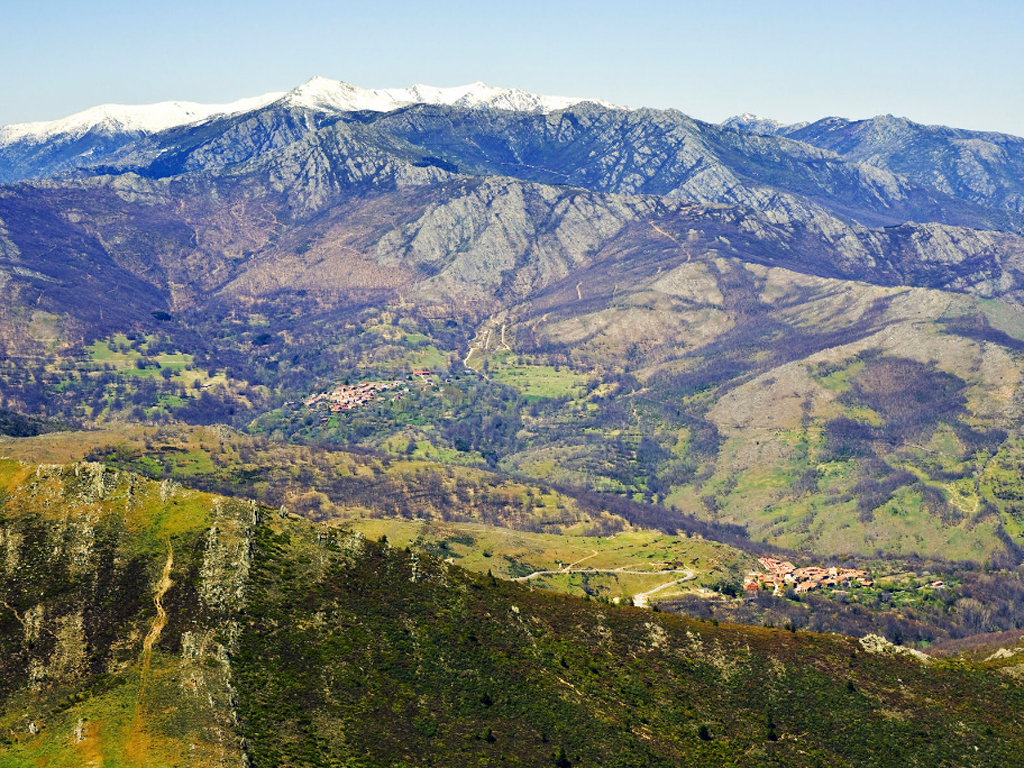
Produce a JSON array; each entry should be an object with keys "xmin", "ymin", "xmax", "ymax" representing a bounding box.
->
[{"xmin": 2, "ymin": 459, "xmax": 1024, "ymax": 767}]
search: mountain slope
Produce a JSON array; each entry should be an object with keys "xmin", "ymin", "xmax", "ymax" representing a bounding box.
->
[
  {"xmin": 7, "ymin": 79, "xmax": 1024, "ymax": 237},
  {"xmin": 4, "ymin": 138, "xmax": 1024, "ymax": 563},
  {"xmin": 366, "ymin": 103, "xmax": 1018, "ymax": 230},
  {"xmin": 2, "ymin": 459, "xmax": 1024, "ymax": 767},
  {"xmin": 0, "ymin": 78, "xmax": 619, "ymax": 185},
  {"xmin": 5, "ymin": 81, "xmax": 1024, "ymax": 567},
  {"xmin": 0, "ymin": 93, "xmax": 284, "ymax": 185},
  {"xmin": 786, "ymin": 115, "xmax": 1024, "ymax": 217}
]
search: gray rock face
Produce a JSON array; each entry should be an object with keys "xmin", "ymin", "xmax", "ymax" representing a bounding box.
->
[
  {"xmin": 3, "ymin": 93, "xmax": 1024, "ymax": 338},
  {"xmin": 786, "ymin": 115, "xmax": 1024, "ymax": 220}
]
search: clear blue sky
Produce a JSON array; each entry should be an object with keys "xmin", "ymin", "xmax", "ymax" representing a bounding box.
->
[{"xmin": 3, "ymin": 0, "xmax": 1023, "ymax": 136}]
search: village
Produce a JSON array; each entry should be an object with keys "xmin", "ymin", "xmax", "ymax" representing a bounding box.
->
[
  {"xmin": 744, "ymin": 557, "xmax": 873, "ymax": 596},
  {"xmin": 305, "ymin": 379, "xmax": 402, "ymax": 413},
  {"xmin": 304, "ymin": 370, "xmax": 434, "ymax": 414}
]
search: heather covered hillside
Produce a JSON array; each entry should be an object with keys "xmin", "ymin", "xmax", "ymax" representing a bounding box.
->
[{"xmin": 2, "ymin": 459, "xmax": 1024, "ymax": 767}]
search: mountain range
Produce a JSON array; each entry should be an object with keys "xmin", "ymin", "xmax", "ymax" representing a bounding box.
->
[
  {"xmin": 4, "ymin": 77, "xmax": 1024, "ymax": 565},
  {"xmin": 5, "ymin": 74, "xmax": 1024, "ymax": 764},
  {"xmin": 0, "ymin": 78, "xmax": 621, "ymax": 184}
]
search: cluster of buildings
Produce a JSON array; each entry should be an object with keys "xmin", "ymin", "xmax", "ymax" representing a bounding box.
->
[
  {"xmin": 305, "ymin": 380, "xmax": 404, "ymax": 413},
  {"xmin": 744, "ymin": 557, "xmax": 873, "ymax": 595}
]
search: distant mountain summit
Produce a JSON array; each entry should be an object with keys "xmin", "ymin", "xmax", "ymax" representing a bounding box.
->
[
  {"xmin": 0, "ymin": 77, "xmax": 624, "ymax": 183},
  {"xmin": 279, "ymin": 76, "xmax": 623, "ymax": 115},
  {"xmin": 0, "ymin": 93, "xmax": 285, "ymax": 145},
  {"xmin": 720, "ymin": 112, "xmax": 793, "ymax": 136},
  {"xmin": 0, "ymin": 77, "xmax": 622, "ymax": 147}
]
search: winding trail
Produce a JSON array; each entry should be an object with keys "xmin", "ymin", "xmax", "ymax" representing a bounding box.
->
[
  {"xmin": 513, "ymin": 566, "xmax": 695, "ymax": 583},
  {"xmin": 0, "ymin": 599, "xmax": 27, "ymax": 634},
  {"xmin": 565, "ymin": 549, "xmax": 599, "ymax": 569},
  {"xmin": 464, "ymin": 319, "xmax": 514, "ymax": 367},
  {"xmin": 632, "ymin": 570, "xmax": 698, "ymax": 607},
  {"xmin": 142, "ymin": 545, "xmax": 174, "ymax": 660},
  {"xmin": 649, "ymin": 222, "xmax": 691, "ymax": 262},
  {"xmin": 125, "ymin": 544, "xmax": 174, "ymax": 763}
]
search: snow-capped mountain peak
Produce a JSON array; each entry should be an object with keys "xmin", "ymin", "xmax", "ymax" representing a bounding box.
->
[
  {"xmin": 0, "ymin": 78, "xmax": 623, "ymax": 151},
  {"xmin": 0, "ymin": 77, "xmax": 624, "ymax": 172},
  {"xmin": 0, "ymin": 92, "xmax": 284, "ymax": 146},
  {"xmin": 720, "ymin": 113, "xmax": 789, "ymax": 136},
  {"xmin": 277, "ymin": 77, "xmax": 623, "ymax": 115},
  {"xmin": 279, "ymin": 77, "xmax": 401, "ymax": 113}
]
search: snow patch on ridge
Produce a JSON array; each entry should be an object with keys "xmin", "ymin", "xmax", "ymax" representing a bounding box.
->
[
  {"xmin": 279, "ymin": 76, "xmax": 623, "ymax": 115},
  {"xmin": 0, "ymin": 77, "xmax": 623, "ymax": 149},
  {"xmin": 721, "ymin": 113, "xmax": 790, "ymax": 136},
  {"xmin": 0, "ymin": 93, "xmax": 285, "ymax": 146}
]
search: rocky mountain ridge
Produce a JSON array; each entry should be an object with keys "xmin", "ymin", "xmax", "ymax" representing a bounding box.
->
[
  {"xmin": 0, "ymin": 77, "xmax": 621, "ymax": 184},
  {"xmin": 5, "ymin": 79, "xmax": 1024, "ymax": 567},
  {"xmin": 5, "ymin": 78, "xmax": 1024, "ymax": 237}
]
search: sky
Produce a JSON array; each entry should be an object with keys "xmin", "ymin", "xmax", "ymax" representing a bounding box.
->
[{"xmin": 3, "ymin": 0, "xmax": 1024, "ymax": 136}]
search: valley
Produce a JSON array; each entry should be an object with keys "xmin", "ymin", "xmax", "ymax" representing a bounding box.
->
[{"xmin": 4, "ymin": 74, "xmax": 1024, "ymax": 764}]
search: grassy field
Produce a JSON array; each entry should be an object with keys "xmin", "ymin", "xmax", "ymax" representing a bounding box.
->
[
  {"xmin": 0, "ymin": 425, "xmax": 751, "ymax": 606},
  {"xmin": 0, "ymin": 424, "xmax": 630, "ymax": 542},
  {"xmin": 341, "ymin": 518, "xmax": 753, "ymax": 604},
  {"xmin": 485, "ymin": 353, "xmax": 592, "ymax": 401},
  {"xmin": 88, "ymin": 334, "xmax": 191, "ymax": 371}
]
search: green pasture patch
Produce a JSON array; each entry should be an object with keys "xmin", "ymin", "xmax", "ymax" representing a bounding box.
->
[
  {"xmin": 925, "ymin": 424, "xmax": 965, "ymax": 459},
  {"xmin": 0, "ymin": 678, "xmax": 138, "ymax": 768},
  {"xmin": 87, "ymin": 335, "xmax": 137, "ymax": 367},
  {"xmin": 1001, "ymin": 510, "xmax": 1024, "ymax": 540},
  {"xmin": 667, "ymin": 427, "xmax": 693, "ymax": 459},
  {"xmin": 945, "ymin": 478, "xmax": 979, "ymax": 516},
  {"xmin": 120, "ymin": 366, "xmax": 165, "ymax": 379},
  {"xmin": 0, "ymin": 651, "xmax": 234, "ymax": 767},
  {"xmin": 529, "ymin": 570, "xmax": 689, "ymax": 603},
  {"xmin": 411, "ymin": 437, "xmax": 459, "ymax": 462},
  {"xmin": 124, "ymin": 489, "xmax": 214, "ymax": 554},
  {"xmin": 338, "ymin": 518, "xmax": 745, "ymax": 602},
  {"xmin": 154, "ymin": 352, "xmax": 191, "ymax": 370},
  {"xmin": 163, "ymin": 449, "xmax": 217, "ymax": 478},
  {"xmin": 361, "ymin": 320, "xmax": 404, "ymax": 343},
  {"xmin": 810, "ymin": 358, "xmax": 865, "ymax": 391},
  {"xmin": 406, "ymin": 345, "xmax": 447, "ymax": 369},
  {"xmin": 489, "ymin": 357, "xmax": 591, "ymax": 401},
  {"xmin": 978, "ymin": 297, "xmax": 1024, "ymax": 341},
  {"xmin": 816, "ymin": 485, "xmax": 1001, "ymax": 562},
  {"xmin": 844, "ymin": 405, "xmax": 884, "ymax": 426},
  {"xmin": 816, "ymin": 460, "xmax": 855, "ymax": 483},
  {"xmin": 131, "ymin": 455, "xmax": 164, "ymax": 477},
  {"xmin": 731, "ymin": 463, "xmax": 799, "ymax": 495},
  {"xmin": 87, "ymin": 335, "xmax": 194, "ymax": 384},
  {"xmin": 0, "ymin": 458, "xmax": 27, "ymax": 489}
]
